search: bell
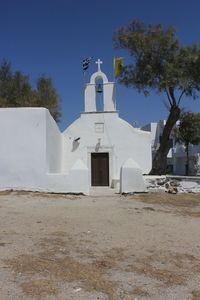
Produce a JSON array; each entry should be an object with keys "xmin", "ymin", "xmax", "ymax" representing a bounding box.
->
[{"xmin": 96, "ymin": 83, "xmax": 103, "ymax": 93}]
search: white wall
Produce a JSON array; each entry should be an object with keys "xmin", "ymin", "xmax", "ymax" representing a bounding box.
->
[
  {"xmin": 46, "ymin": 110, "xmax": 62, "ymax": 173},
  {"xmin": 120, "ymin": 158, "xmax": 146, "ymax": 193},
  {"xmin": 62, "ymin": 112, "xmax": 152, "ymax": 186},
  {"xmin": 0, "ymin": 108, "xmax": 46, "ymax": 189},
  {"xmin": 0, "ymin": 108, "xmax": 90, "ymax": 194},
  {"xmin": 0, "ymin": 107, "xmax": 151, "ymax": 193}
]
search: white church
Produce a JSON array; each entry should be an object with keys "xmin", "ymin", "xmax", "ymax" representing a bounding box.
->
[{"xmin": 0, "ymin": 59, "xmax": 152, "ymax": 194}]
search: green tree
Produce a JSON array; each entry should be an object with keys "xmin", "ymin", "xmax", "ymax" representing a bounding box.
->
[
  {"xmin": 174, "ymin": 112, "xmax": 200, "ymax": 175},
  {"xmin": 10, "ymin": 71, "xmax": 36, "ymax": 107},
  {"xmin": 0, "ymin": 60, "xmax": 13, "ymax": 106},
  {"xmin": 0, "ymin": 60, "xmax": 61, "ymax": 122},
  {"xmin": 36, "ymin": 76, "xmax": 61, "ymax": 122},
  {"xmin": 113, "ymin": 20, "xmax": 200, "ymax": 174}
]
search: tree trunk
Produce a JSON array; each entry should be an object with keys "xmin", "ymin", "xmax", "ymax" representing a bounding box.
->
[
  {"xmin": 185, "ymin": 143, "xmax": 189, "ymax": 176},
  {"xmin": 150, "ymin": 105, "xmax": 181, "ymax": 175}
]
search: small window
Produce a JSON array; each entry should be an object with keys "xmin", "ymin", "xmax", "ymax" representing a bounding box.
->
[{"xmin": 95, "ymin": 123, "xmax": 104, "ymax": 133}]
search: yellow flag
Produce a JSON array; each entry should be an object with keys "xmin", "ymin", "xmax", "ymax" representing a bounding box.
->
[{"xmin": 114, "ymin": 57, "xmax": 124, "ymax": 78}]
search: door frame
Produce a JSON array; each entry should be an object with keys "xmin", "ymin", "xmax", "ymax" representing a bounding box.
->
[
  {"xmin": 91, "ymin": 152, "xmax": 109, "ymax": 186},
  {"xmin": 87, "ymin": 146, "xmax": 114, "ymax": 187}
]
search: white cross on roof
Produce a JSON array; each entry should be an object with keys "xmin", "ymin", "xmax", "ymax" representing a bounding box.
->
[{"xmin": 95, "ymin": 58, "xmax": 103, "ymax": 71}]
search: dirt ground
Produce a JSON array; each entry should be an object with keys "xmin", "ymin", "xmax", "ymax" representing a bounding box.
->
[{"xmin": 0, "ymin": 190, "xmax": 200, "ymax": 300}]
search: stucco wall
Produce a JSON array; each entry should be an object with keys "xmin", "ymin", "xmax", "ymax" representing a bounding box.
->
[
  {"xmin": 0, "ymin": 107, "xmax": 151, "ymax": 193},
  {"xmin": 62, "ymin": 112, "xmax": 152, "ymax": 186},
  {"xmin": 46, "ymin": 110, "xmax": 62, "ymax": 173},
  {"xmin": 0, "ymin": 108, "xmax": 46, "ymax": 189},
  {"xmin": 142, "ymin": 122, "xmax": 163, "ymax": 147},
  {"xmin": 0, "ymin": 108, "xmax": 90, "ymax": 194}
]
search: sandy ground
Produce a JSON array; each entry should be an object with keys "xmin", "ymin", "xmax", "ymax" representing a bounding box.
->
[{"xmin": 0, "ymin": 190, "xmax": 200, "ymax": 300}]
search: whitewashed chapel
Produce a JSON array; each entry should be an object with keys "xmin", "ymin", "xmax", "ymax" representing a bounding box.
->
[{"xmin": 0, "ymin": 59, "xmax": 152, "ymax": 194}]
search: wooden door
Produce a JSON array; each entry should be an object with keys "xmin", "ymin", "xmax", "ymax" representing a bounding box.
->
[{"xmin": 91, "ymin": 153, "xmax": 109, "ymax": 186}]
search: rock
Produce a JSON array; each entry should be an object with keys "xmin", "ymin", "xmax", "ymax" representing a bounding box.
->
[
  {"xmin": 170, "ymin": 180, "xmax": 180, "ymax": 187},
  {"xmin": 167, "ymin": 186, "xmax": 178, "ymax": 194},
  {"xmin": 144, "ymin": 176, "xmax": 200, "ymax": 194},
  {"xmin": 165, "ymin": 183, "xmax": 170, "ymax": 189},
  {"xmin": 157, "ymin": 178, "xmax": 167, "ymax": 186}
]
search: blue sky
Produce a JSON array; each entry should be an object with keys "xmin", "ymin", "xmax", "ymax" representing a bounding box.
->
[{"xmin": 0, "ymin": 0, "xmax": 200, "ymax": 131}]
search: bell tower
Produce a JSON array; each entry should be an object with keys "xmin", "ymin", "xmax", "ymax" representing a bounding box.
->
[{"xmin": 84, "ymin": 59, "xmax": 116, "ymax": 112}]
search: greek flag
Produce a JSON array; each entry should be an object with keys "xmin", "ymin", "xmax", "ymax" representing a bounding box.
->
[{"xmin": 83, "ymin": 57, "xmax": 92, "ymax": 72}]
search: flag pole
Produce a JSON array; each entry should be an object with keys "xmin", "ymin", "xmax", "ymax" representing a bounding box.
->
[
  {"xmin": 83, "ymin": 70, "xmax": 86, "ymax": 111},
  {"xmin": 82, "ymin": 57, "xmax": 92, "ymax": 111},
  {"xmin": 113, "ymin": 57, "xmax": 115, "ymax": 82},
  {"xmin": 113, "ymin": 57, "xmax": 115, "ymax": 110}
]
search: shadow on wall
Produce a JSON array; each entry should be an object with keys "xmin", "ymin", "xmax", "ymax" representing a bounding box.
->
[{"xmin": 95, "ymin": 141, "xmax": 101, "ymax": 152}]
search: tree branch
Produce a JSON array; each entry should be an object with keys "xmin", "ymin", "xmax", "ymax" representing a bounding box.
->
[
  {"xmin": 168, "ymin": 87, "xmax": 177, "ymax": 106},
  {"xmin": 165, "ymin": 88, "xmax": 173, "ymax": 107},
  {"xmin": 177, "ymin": 89, "xmax": 185, "ymax": 105}
]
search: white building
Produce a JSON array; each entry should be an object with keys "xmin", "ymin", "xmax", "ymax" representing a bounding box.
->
[
  {"xmin": 142, "ymin": 120, "xmax": 200, "ymax": 175},
  {"xmin": 0, "ymin": 59, "xmax": 152, "ymax": 194}
]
